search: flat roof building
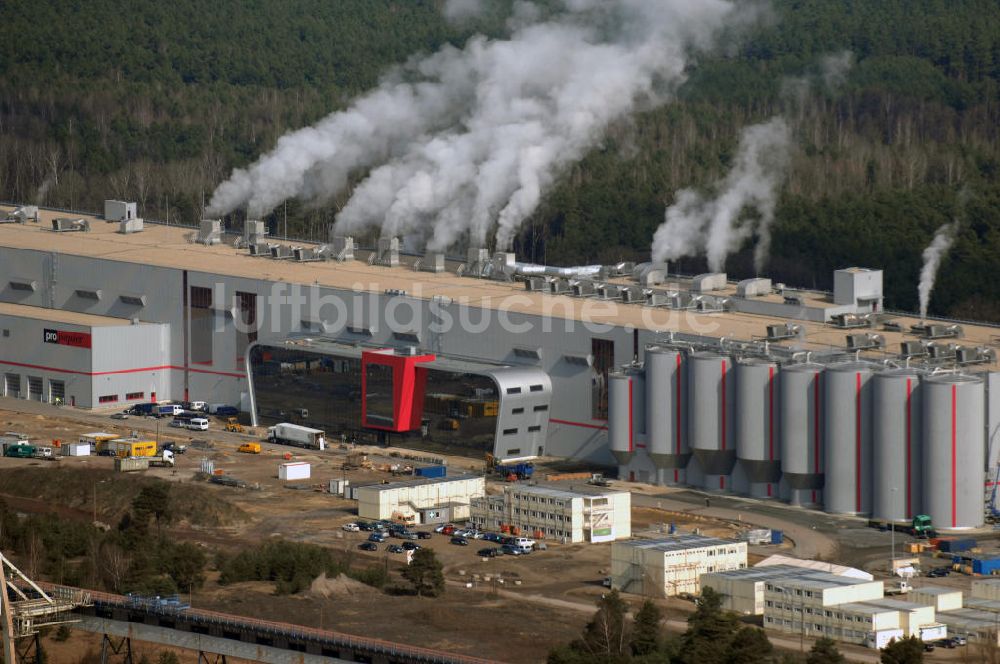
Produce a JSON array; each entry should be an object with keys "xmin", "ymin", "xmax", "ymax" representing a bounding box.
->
[
  {"xmin": 611, "ymin": 534, "xmax": 747, "ymax": 598},
  {"xmin": 470, "ymin": 483, "xmax": 631, "ymax": 543},
  {"xmin": 356, "ymin": 474, "xmax": 485, "ymax": 526}
]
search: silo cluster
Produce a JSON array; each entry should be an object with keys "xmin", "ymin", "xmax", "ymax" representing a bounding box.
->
[{"xmin": 610, "ymin": 348, "xmax": 990, "ymax": 530}]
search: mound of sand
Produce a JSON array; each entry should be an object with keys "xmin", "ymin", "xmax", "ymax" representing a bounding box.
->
[{"xmin": 309, "ymin": 573, "xmax": 372, "ymax": 598}]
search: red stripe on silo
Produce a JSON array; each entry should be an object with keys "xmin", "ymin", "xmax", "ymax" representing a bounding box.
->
[
  {"xmin": 814, "ymin": 372, "xmax": 821, "ymax": 474},
  {"xmin": 676, "ymin": 353, "xmax": 682, "ymax": 455},
  {"xmin": 855, "ymin": 372, "xmax": 862, "ymax": 513},
  {"xmin": 674, "ymin": 469, "xmax": 679, "ymax": 483},
  {"xmin": 811, "ymin": 489, "xmax": 817, "ymax": 504},
  {"xmin": 952, "ymin": 384, "xmax": 957, "ymax": 528},
  {"xmin": 721, "ymin": 360, "xmax": 727, "ymax": 451},
  {"xmin": 905, "ymin": 378, "xmax": 912, "ymax": 519},
  {"xmin": 768, "ymin": 366, "xmax": 775, "ymax": 461},
  {"xmin": 767, "ymin": 483, "xmax": 772, "ymax": 497},
  {"xmin": 628, "ymin": 378, "xmax": 634, "ymax": 453},
  {"xmin": 720, "ymin": 476, "xmax": 725, "ymax": 490}
]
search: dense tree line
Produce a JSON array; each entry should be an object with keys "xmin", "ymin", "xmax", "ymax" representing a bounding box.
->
[
  {"xmin": 547, "ymin": 588, "xmax": 868, "ymax": 664},
  {"xmin": 1, "ymin": 1, "xmax": 998, "ymax": 318}
]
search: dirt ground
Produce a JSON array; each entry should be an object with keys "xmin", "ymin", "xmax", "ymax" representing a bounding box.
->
[{"xmin": 5, "ymin": 398, "xmax": 976, "ymax": 663}]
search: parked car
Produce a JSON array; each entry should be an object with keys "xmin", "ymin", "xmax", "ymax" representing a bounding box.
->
[
  {"xmin": 402, "ymin": 542, "xmax": 421, "ymax": 551},
  {"xmin": 935, "ymin": 639, "xmax": 956, "ymax": 649},
  {"xmin": 399, "ymin": 531, "xmax": 419, "ymax": 540},
  {"xmin": 450, "ymin": 536, "xmax": 469, "ymax": 546},
  {"xmin": 358, "ymin": 542, "xmax": 378, "ymax": 551},
  {"xmin": 386, "ymin": 544, "xmax": 405, "ymax": 554},
  {"xmin": 477, "ymin": 547, "xmax": 501, "ymax": 558},
  {"xmin": 187, "ymin": 417, "xmax": 210, "ymax": 431},
  {"xmin": 500, "ymin": 544, "xmax": 522, "ymax": 556},
  {"xmin": 441, "ymin": 525, "xmax": 457, "ymax": 536},
  {"xmin": 342, "ymin": 523, "xmax": 360, "ymax": 532},
  {"xmin": 368, "ymin": 533, "xmax": 388, "ymax": 543},
  {"xmin": 951, "ymin": 636, "xmax": 967, "ymax": 646},
  {"xmin": 358, "ymin": 522, "xmax": 375, "ymax": 531},
  {"xmin": 416, "ymin": 531, "xmax": 433, "ymax": 540},
  {"xmin": 111, "ymin": 411, "xmax": 130, "ymax": 420},
  {"xmin": 928, "ymin": 567, "xmax": 950, "ymax": 578},
  {"xmin": 482, "ymin": 533, "xmax": 503, "ymax": 543},
  {"xmin": 923, "ymin": 642, "xmax": 935, "ymax": 652},
  {"xmin": 433, "ymin": 524, "xmax": 449, "ymax": 533}
]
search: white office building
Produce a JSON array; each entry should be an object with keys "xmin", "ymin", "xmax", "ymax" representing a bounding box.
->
[
  {"xmin": 469, "ymin": 484, "xmax": 631, "ymax": 543},
  {"xmin": 610, "ymin": 534, "xmax": 747, "ymax": 598},
  {"xmin": 356, "ymin": 475, "xmax": 485, "ymax": 525}
]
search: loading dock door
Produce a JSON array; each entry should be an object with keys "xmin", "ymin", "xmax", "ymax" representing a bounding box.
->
[
  {"xmin": 3, "ymin": 373, "xmax": 19, "ymax": 397},
  {"xmin": 49, "ymin": 380, "xmax": 65, "ymax": 404},
  {"xmin": 27, "ymin": 376, "xmax": 43, "ymax": 401}
]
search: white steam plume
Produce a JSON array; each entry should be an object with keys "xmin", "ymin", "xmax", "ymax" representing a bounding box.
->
[
  {"xmin": 651, "ymin": 117, "xmax": 792, "ymax": 273},
  {"xmin": 209, "ymin": 0, "xmax": 762, "ymax": 250},
  {"xmin": 444, "ymin": 0, "xmax": 488, "ymax": 22},
  {"xmin": 918, "ymin": 222, "xmax": 958, "ymax": 321}
]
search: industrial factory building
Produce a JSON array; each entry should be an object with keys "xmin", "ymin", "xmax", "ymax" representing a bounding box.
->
[
  {"xmin": 610, "ymin": 534, "xmax": 748, "ymax": 597},
  {"xmin": 1, "ymin": 204, "xmax": 999, "ymax": 528}
]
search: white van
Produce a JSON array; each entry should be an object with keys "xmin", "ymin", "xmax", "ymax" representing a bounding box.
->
[
  {"xmin": 186, "ymin": 418, "xmax": 209, "ymax": 431},
  {"xmin": 513, "ymin": 537, "xmax": 536, "ymax": 552}
]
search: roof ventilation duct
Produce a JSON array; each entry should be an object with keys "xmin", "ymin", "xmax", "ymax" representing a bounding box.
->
[
  {"xmin": 691, "ymin": 272, "xmax": 727, "ymax": 293},
  {"xmin": 197, "ymin": 219, "xmax": 222, "ymax": 245},
  {"xmin": 376, "ymin": 237, "xmax": 400, "ymax": 267},
  {"xmin": 50, "ymin": 218, "xmax": 90, "ymax": 232},
  {"xmin": 737, "ymin": 278, "xmax": 772, "ymax": 298}
]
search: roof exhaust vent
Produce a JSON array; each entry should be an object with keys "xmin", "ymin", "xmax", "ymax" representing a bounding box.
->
[
  {"xmin": 330, "ymin": 235, "xmax": 355, "ymax": 262},
  {"xmin": 50, "ymin": 218, "xmax": 90, "ymax": 232},
  {"xmin": 2, "ymin": 206, "xmax": 39, "ymax": 224},
  {"xmin": 845, "ymin": 333, "xmax": 885, "ymax": 350},
  {"xmin": 376, "ymin": 237, "xmax": 400, "ymax": 267},
  {"xmin": 244, "ymin": 219, "xmax": 267, "ymax": 246},
  {"xmin": 118, "ymin": 218, "xmax": 144, "ymax": 234},
  {"xmin": 765, "ymin": 322, "xmax": 801, "ymax": 341},
  {"xmin": 830, "ymin": 313, "xmax": 871, "ymax": 329},
  {"xmin": 197, "ymin": 219, "xmax": 222, "ymax": 245},
  {"xmin": 737, "ymin": 278, "xmax": 772, "ymax": 298},
  {"xmin": 421, "ymin": 252, "xmax": 445, "ymax": 273}
]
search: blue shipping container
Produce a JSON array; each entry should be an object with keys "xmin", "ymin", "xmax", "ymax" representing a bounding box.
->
[
  {"xmin": 939, "ymin": 538, "xmax": 976, "ymax": 553},
  {"xmin": 415, "ymin": 465, "xmax": 447, "ymax": 479},
  {"xmin": 973, "ymin": 558, "xmax": 1000, "ymax": 575},
  {"xmin": 770, "ymin": 529, "xmax": 783, "ymax": 545}
]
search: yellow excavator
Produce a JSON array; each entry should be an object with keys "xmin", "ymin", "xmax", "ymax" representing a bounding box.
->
[{"xmin": 224, "ymin": 417, "xmax": 244, "ymax": 433}]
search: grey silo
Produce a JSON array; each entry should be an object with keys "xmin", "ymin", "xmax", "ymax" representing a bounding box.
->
[
  {"xmin": 688, "ymin": 352, "xmax": 736, "ymax": 490},
  {"xmin": 922, "ymin": 374, "xmax": 986, "ymax": 530},
  {"xmin": 645, "ymin": 347, "xmax": 690, "ymax": 484},
  {"xmin": 872, "ymin": 369, "xmax": 923, "ymax": 523},
  {"xmin": 736, "ymin": 358, "xmax": 781, "ymax": 498},
  {"xmin": 823, "ymin": 362, "xmax": 875, "ymax": 516},
  {"xmin": 779, "ymin": 363, "xmax": 825, "ymax": 506},
  {"xmin": 609, "ymin": 371, "xmax": 635, "ymax": 465}
]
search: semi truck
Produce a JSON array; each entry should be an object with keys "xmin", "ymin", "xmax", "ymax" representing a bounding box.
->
[
  {"xmin": 267, "ymin": 423, "xmax": 326, "ymax": 450},
  {"xmin": 149, "ymin": 450, "xmax": 175, "ymax": 467},
  {"xmin": 867, "ymin": 515, "xmax": 936, "ymax": 539}
]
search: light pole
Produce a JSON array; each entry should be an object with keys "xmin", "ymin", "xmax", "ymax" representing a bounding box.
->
[{"xmin": 890, "ymin": 487, "xmax": 897, "ymax": 576}]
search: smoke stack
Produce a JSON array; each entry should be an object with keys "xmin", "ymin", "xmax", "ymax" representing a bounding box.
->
[
  {"xmin": 331, "ymin": 235, "xmax": 355, "ymax": 261},
  {"xmin": 377, "ymin": 237, "xmax": 400, "ymax": 267}
]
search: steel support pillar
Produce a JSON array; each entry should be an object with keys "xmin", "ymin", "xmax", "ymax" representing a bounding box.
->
[{"xmin": 100, "ymin": 634, "xmax": 134, "ymax": 664}]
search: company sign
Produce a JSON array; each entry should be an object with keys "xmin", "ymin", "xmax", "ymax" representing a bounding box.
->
[{"xmin": 43, "ymin": 328, "xmax": 92, "ymax": 349}]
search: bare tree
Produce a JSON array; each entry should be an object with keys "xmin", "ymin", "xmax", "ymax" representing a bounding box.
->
[{"xmin": 102, "ymin": 542, "xmax": 132, "ymax": 592}]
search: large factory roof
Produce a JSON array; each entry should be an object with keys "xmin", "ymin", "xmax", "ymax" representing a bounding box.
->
[
  {"xmin": 1, "ymin": 207, "xmax": 997, "ymax": 362},
  {"xmin": 0, "ymin": 301, "xmax": 149, "ymax": 327}
]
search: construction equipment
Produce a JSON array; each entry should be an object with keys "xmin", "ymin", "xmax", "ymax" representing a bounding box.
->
[
  {"xmin": 225, "ymin": 417, "xmax": 244, "ymax": 433},
  {"xmin": 987, "ymin": 462, "xmax": 1000, "ymax": 523},
  {"xmin": 238, "ymin": 442, "xmax": 261, "ymax": 454}
]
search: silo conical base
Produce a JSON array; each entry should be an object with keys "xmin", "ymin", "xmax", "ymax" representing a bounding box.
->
[
  {"xmin": 656, "ymin": 467, "xmax": 688, "ymax": 486},
  {"xmin": 749, "ymin": 482, "xmax": 778, "ymax": 499},
  {"xmin": 611, "ymin": 451, "xmax": 634, "ymax": 465},
  {"xmin": 703, "ymin": 474, "xmax": 732, "ymax": 492},
  {"xmin": 785, "ymin": 488, "xmax": 823, "ymax": 508}
]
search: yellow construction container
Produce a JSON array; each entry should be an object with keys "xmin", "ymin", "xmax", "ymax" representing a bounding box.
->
[
  {"xmin": 238, "ymin": 442, "xmax": 261, "ymax": 454},
  {"xmin": 110, "ymin": 439, "xmax": 157, "ymax": 458}
]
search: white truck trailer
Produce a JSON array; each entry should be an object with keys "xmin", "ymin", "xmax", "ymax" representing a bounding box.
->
[{"xmin": 267, "ymin": 423, "xmax": 326, "ymax": 450}]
